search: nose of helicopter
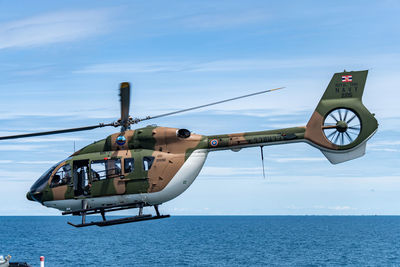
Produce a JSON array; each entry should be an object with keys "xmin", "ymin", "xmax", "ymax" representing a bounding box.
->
[
  {"xmin": 26, "ymin": 191, "xmax": 43, "ymax": 203},
  {"xmin": 26, "ymin": 192, "xmax": 34, "ymax": 201},
  {"xmin": 27, "ymin": 161, "xmax": 62, "ymax": 203}
]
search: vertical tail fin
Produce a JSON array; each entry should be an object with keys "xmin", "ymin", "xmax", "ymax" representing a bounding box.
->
[{"xmin": 305, "ymin": 70, "xmax": 378, "ymax": 164}]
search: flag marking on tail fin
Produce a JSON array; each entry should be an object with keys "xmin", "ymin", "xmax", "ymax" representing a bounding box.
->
[{"xmin": 342, "ymin": 75, "xmax": 352, "ymax": 82}]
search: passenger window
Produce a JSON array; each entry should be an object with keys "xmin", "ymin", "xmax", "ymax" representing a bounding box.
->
[
  {"xmin": 50, "ymin": 163, "xmax": 72, "ymax": 187},
  {"xmin": 91, "ymin": 161, "xmax": 106, "ymax": 181},
  {"xmin": 124, "ymin": 158, "xmax": 134, "ymax": 174},
  {"xmin": 111, "ymin": 159, "xmax": 121, "ymax": 176},
  {"xmin": 91, "ymin": 159, "xmax": 121, "ymax": 181},
  {"xmin": 143, "ymin": 156, "xmax": 155, "ymax": 171}
]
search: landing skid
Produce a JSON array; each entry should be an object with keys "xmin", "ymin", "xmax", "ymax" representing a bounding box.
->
[
  {"xmin": 67, "ymin": 214, "xmax": 170, "ymax": 228},
  {"xmin": 62, "ymin": 203, "xmax": 170, "ymax": 228}
]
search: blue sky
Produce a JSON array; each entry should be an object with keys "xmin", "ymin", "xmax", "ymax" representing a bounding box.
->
[{"xmin": 0, "ymin": 0, "xmax": 399, "ymax": 215}]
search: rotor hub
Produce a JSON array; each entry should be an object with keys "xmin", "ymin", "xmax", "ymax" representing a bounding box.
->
[{"xmin": 336, "ymin": 121, "xmax": 348, "ymax": 133}]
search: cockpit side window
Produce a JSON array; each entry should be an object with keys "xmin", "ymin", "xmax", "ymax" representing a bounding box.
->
[
  {"xmin": 143, "ymin": 156, "xmax": 155, "ymax": 171},
  {"xmin": 124, "ymin": 158, "xmax": 134, "ymax": 174},
  {"xmin": 50, "ymin": 163, "xmax": 72, "ymax": 188},
  {"xmin": 30, "ymin": 162, "xmax": 60, "ymax": 193}
]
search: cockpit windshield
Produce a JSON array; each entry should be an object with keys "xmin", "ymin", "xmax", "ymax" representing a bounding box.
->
[{"xmin": 30, "ymin": 160, "xmax": 65, "ymax": 193}]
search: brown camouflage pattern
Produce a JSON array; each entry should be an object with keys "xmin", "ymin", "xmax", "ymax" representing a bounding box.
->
[
  {"xmin": 28, "ymin": 70, "xmax": 378, "ymax": 207},
  {"xmin": 32, "ymin": 126, "xmax": 207, "ymax": 203}
]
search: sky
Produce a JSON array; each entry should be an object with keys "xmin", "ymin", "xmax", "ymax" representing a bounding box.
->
[{"xmin": 0, "ymin": 0, "xmax": 399, "ymax": 215}]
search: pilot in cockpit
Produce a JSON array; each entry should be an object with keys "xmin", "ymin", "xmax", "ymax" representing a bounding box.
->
[{"xmin": 61, "ymin": 164, "xmax": 72, "ymax": 185}]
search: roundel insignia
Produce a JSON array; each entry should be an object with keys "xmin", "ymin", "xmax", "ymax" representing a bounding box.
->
[
  {"xmin": 116, "ymin": 135, "xmax": 126, "ymax": 146},
  {"xmin": 210, "ymin": 139, "xmax": 218, "ymax": 147}
]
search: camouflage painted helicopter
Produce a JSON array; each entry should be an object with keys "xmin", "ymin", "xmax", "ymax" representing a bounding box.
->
[{"xmin": 0, "ymin": 70, "xmax": 378, "ymax": 227}]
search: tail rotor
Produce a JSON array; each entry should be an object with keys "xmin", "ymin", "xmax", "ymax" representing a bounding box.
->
[{"xmin": 322, "ymin": 108, "xmax": 362, "ymax": 146}]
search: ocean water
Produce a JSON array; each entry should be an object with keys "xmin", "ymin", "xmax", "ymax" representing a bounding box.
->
[{"xmin": 0, "ymin": 216, "xmax": 400, "ymax": 266}]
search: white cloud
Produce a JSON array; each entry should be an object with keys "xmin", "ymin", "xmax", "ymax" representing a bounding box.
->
[
  {"xmin": 368, "ymin": 140, "xmax": 400, "ymax": 152},
  {"xmin": 72, "ymin": 56, "xmax": 400, "ymax": 122},
  {"xmin": 201, "ymin": 166, "xmax": 269, "ymax": 176},
  {"xmin": 262, "ymin": 122, "xmax": 308, "ymax": 129},
  {"xmin": 0, "ymin": 170, "xmax": 41, "ymax": 181},
  {"xmin": 75, "ymin": 54, "xmax": 400, "ymax": 74},
  {"xmin": 272, "ymin": 157, "xmax": 325, "ymax": 163},
  {"xmin": 0, "ymin": 111, "xmax": 116, "ymax": 122},
  {"xmin": 370, "ymin": 148, "xmax": 399, "ymax": 152},
  {"xmin": 14, "ymin": 136, "xmax": 87, "ymax": 143},
  {"xmin": 201, "ymin": 166, "xmax": 259, "ymax": 176},
  {"xmin": 211, "ymin": 108, "xmax": 309, "ymax": 117},
  {"xmin": 181, "ymin": 10, "xmax": 269, "ymax": 29},
  {"xmin": 75, "ymin": 58, "xmax": 333, "ymax": 74},
  {"xmin": 0, "ymin": 160, "xmax": 59, "ymax": 165},
  {"xmin": 16, "ymin": 161, "xmax": 58, "ymax": 165},
  {"xmin": 0, "ymin": 133, "xmax": 89, "ymax": 144},
  {"xmin": 0, "ymin": 9, "xmax": 112, "ymax": 49},
  {"xmin": 0, "ymin": 112, "xmax": 75, "ymax": 120},
  {"xmin": 0, "ymin": 144, "xmax": 45, "ymax": 151},
  {"xmin": 369, "ymin": 140, "xmax": 400, "ymax": 147},
  {"xmin": 313, "ymin": 205, "xmax": 354, "ymax": 211},
  {"xmin": 329, "ymin": 206, "xmax": 353, "ymax": 211},
  {"xmin": 75, "ymin": 61, "xmax": 193, "ymax": 74}
]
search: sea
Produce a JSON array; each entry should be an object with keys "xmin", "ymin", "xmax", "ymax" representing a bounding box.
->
[{"xmin": 0, "ymin": 216, "xmax": 400, "ymax": 266}]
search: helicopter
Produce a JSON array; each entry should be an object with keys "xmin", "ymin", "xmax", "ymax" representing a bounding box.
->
[{"xmin": 0, "ymin": 70, "xmax": 378, "ymax": 227}]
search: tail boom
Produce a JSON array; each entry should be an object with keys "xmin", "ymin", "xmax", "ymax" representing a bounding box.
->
[{"xmin": 206, "ymin": 70, "xmax": 378, "ymax": 164}]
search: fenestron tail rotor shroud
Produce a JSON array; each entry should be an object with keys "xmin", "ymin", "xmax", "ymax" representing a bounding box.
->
[{"xmin": 322, "ymin": 108, "xmax": 361, "ymax": 146}]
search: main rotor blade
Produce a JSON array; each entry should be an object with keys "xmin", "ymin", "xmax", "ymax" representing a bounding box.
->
[
  {"xmin": 120, "ymin": 82, "xmax": 131, "ymax": 131},
  {"xmin": 134, "ymin": 87, "xmax": 284, "ymax": 123},
  {"xmin": 0, "ymin": 123, "xmax": 113, "ymax": 141}
]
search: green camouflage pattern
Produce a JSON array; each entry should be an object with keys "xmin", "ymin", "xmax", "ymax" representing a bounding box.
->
[{"xmin": 27, "ymin": 70, "xmax": 378, "ymax": 204}]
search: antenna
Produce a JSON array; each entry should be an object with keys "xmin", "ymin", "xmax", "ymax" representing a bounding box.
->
[{"xmin": 260, "ymin": 146, "xmax": 266, "ymax": 179}]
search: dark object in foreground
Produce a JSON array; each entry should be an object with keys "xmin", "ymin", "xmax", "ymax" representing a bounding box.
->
[{"xmin": 9, "ymin": 263, "xmax": 31, "ymax": 267}]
